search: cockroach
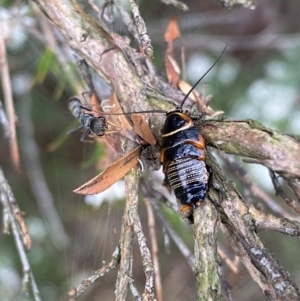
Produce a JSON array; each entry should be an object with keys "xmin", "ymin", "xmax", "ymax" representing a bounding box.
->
[
  {"xmin": 160, "ymin": 108, "xmax": 208, "ymax": 216},
  {"xmin": 68, "ymin": 96, "xmax": 119, "ymax": 141},
  {"xmin": 160, "ymin": 46, "xmax": 226, "ymax": 216}
]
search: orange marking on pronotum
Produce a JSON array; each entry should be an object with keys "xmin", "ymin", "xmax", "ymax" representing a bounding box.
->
[{"xmin": 180, "ymin": 205, "xmax": 191, "ymax": 212}]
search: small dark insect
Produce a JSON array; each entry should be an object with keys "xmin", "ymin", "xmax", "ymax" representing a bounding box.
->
[
  {"xmin": 68, "ymin": 96, "xmax": 111, "ymax": 141},
  {"xmin": 160, "ymin": 46, "xmax": 226, "ymax": 218}
]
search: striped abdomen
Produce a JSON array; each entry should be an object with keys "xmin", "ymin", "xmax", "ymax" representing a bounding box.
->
[{"xmin": 166, "ymin": 157, "xmax": 208, "ymax": 206}]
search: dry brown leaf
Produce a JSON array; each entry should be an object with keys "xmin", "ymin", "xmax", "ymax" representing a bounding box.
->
[
  {"xmin": 179, "ymin": 80, "xmax": 216, "ymax": 115},
  {"xmin": 89, "ymin": 92, "xmax": 101, "ymax": 116},
  {"xmin": 130, "ymin": 114, "xmax": 156, "ymax": 146},
  {"xmin": 211, "ymin": 110, "xmax": 224, "ymax": 117},
  {"xmin": 179, "ymin": 80, "xmax": 196, "ymax": 100},
  {"xmin": 165, "ymin": 54, "xmax": 180, "ymax": 87},
  {"xmin": 164, "ymin": 16, "xmax": 180, "ymax": 53},
  {"xmin": 108, "ymin": 92, "xmax": 135, "ymax": 139},
  {"xmin": 164, "ymin": 17, "xmax": 181, "ymax": 87},
  {"xmin": 192, "ymin": 90, "xmax": 211, "ymax": 115},
  {"xmin": 74, "ymin": 146, "xmax": 141, "ymax": 195}
]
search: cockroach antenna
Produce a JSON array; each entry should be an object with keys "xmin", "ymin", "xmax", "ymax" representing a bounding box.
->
[
  {"xmin": 179, "ymin": 44, "xmax": 228, "ymax": 110},
  {"xmin": 73, "ymin": 45, "xmax": 227, "ymax": 119}
]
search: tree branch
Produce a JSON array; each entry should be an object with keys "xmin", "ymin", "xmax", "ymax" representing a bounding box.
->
[
  {"xmin": 194, "ymin": 201, "xmax": 221, "ymax": 300},
  {"xmin": 0, "ymin": 167, "xmax": 40, "ymax": 301},
  {"xmin": 68, "ymin": 246, "xmax": 121, "ymax": 300},
  {"xmin": 206, "ymin": 150, "xmax": 300, "ymax": 300},
  {"xmin": 198, "ymin": 118, "xmax": 300, "ymax": 180}
]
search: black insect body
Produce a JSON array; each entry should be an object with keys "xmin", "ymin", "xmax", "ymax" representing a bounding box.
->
[
  {"xmin": 69, "ymin": 97, "xmax": 108, "ymax": 141},
  {"xmin": 159, "ymin": 46, "xmax": 226, "ymax": 216},
  {"xmin": 160, "ymin": 111, "xmax": 209, "ymax": 213}
]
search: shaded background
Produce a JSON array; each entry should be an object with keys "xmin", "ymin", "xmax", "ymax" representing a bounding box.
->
[{"xmin": 1, "ymin": 0, "xmax": 300, "ymax": 300}]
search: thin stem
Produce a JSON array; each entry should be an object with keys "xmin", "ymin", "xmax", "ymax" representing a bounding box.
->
[{"xmin": 0, "ymin": 167, "xmax": 41, "ymax": 301}]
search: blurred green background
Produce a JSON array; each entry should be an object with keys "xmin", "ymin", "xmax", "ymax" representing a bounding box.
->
[{"xmin": 1, "ymin": 0, "xmax": 300, "ymax": 300}]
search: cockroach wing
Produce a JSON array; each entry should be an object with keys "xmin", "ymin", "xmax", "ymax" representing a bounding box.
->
[{"xmin": 74, "ymin": 146, "xmax": 141, "ymax": 195}]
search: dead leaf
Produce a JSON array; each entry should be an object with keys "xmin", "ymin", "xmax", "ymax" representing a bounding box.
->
[
  {"xmin": 164, "ymin": 17, "xmax": 181, "ymax": 88},
  {"xmin": 164, "ymin": 16, "xmax": 180, "ymax": 53},
  {"xmin": 108, "ymin": 92, "xmax": 136, "ymax": 140},
  {"xmin": 179, "ymin": 80, "xmax": 215, "ymax": 115},
  {"xmin": 131, "ymin": 114, "xmax": 156, "ymax": 146},
  {"xmin": 74, "ymin": 145, "xmax": 141, "ymax": 195},
  {"xmin": 90, "ymin": 92, "xmax": 101, "ymax": 116},
  {"xmin": 192, "ymin": 90, "xmax": 211, "ymax": 115},
  {"xmin": 165, "ymin": 54, "xmax": 180, "ymax": 87},
  {"xmin": 179, "ymin": 80, "xmax": 196, "ymax": 100}
]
